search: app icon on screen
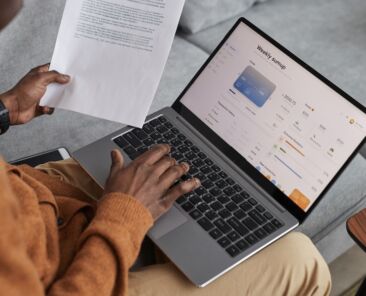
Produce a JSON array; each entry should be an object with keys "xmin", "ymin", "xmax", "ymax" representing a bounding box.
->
[{"xmin": 234, "ymin": 66, "xmax": 276, "ymax": 107}]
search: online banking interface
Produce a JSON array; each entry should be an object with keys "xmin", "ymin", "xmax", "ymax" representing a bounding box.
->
[{"xmin": 181, "ymin": 22, "xmax": 366, "ymax": 212}]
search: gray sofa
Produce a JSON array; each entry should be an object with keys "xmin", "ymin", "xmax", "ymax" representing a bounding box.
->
[{"xmin": 1, "ymin": 0, "xmax": 366, "ymax": 265}]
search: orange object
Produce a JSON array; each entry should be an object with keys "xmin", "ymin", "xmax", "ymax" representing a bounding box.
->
[{"xmin": 289, "ymin": 189, "xmax": 310, "ymax": 210}]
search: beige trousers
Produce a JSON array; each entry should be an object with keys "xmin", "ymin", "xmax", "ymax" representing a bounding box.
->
[{"xmin": 37, "ymin": 159, "xmax": 332, "ymax": 296}]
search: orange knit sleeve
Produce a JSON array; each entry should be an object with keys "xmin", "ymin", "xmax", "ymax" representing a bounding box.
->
[
  {"xmin": 48, "ymin": 193, "xmax": 153, "ymax": 296},
  {"xmin": 0, "ymin": 162, "xmax": 44, "ymax": 295}
]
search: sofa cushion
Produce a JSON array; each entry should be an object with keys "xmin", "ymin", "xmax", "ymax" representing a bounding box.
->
[
  {"xmin": 179, "ymin": 0, "xmax": 269, "ymax": 34},
  {"xmin": 0, "ymin": 0, "xmax": 208, "ymax": 161},
  {"xmin": 181, "ymin": 0, "xmax": 366, "ymax": 107}
]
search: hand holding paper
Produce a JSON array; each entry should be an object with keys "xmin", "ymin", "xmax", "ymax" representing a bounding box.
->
[{"xmin": 41, "ymin": 0, "xmax": 185, "ymax": 127}]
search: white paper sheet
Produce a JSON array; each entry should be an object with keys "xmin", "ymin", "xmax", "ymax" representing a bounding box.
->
[{"xmin": 41, "ymin": 0, "xmax": 185, "ymax": 127}]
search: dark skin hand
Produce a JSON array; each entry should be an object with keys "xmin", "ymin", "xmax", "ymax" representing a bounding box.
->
[
  {"xmin": 104, "ymin": 145, "xmax": 201, "ymax": 220},
  {"xmin": 0, "ymin": 64, "xmax": 70, "ymax": 125}
]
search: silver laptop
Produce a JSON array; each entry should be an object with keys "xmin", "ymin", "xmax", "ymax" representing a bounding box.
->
[{"xmin": 74, "ymin": 18, "xmax": 366, "ymax": 287}]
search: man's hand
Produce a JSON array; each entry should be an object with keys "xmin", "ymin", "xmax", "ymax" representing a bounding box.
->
[
  {"xmin": 104, "ymin": 145, "xmax": 200, "ymax": 220},
  {"xmin": 0, "ymin": 64, "xmax": 70, "ymax": 125}
]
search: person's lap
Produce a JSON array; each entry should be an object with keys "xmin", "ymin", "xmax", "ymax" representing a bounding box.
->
[{"xmin": 37, "ymin": 159, "xmax": 331, "ymax": 296}]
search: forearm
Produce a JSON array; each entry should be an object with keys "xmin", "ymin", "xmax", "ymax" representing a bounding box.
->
[{"xmin": 48, "ymin": 193, "xmax": 153, "ymax": 296}]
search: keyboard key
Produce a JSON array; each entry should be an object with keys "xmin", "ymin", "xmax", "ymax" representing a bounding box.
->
[
  {"xmin": 223, "ymin": 187, "xmax": 236, "ymax": 196},
  {"xmin": 254, "ymin": 228, "xmax": 268, "ymax": 239},
  {"xmin": 181, "ymin": 202, "xmax": 194, "ymax": 212},
  {"xmin": 263, "ymin": 212, "xmax": 273, "ymax": 220},
  {"xmin": 248, "ymin": 209, "xmax": 266, "ymax": 225},
  {"xmin": 236, "ymin": 239, "xmax": 249, "ymax": 251},
  {"xmin": 195, "ymin": 187, "xmax": 206, "ymax": 196},
  {"xmin": 189, "ymin": 209, "xmax": 202, "ymax": 220},
  {"xmin": 194, "ymin": 173, "xmax": 206, "ymax": 182},
  {"xmin": 218, "ymin": 195, "xmax": 230, "ymax": 204},
  {"xmin": 143, "ymin": 138, "xmax": 155, "ymax": 147},
  {"xmin": 205, "ymin": 159, "xmax": 214, "ymax": 166},
  {"xmin": 132, "ymin": 129, "xmax": 148, "ymax": 140},
  {"xmin": 218, "ymin": 237, "xmax": 231, "ymax": 248},
  {"xmin": 263, "ymin": 222, "xmax": 276, "ymax": 234},
  {"xmin": 214, "ymin": 219, "xmax": 232, "ymax": 234},
  {"xmin": 171, "ymin": 138, "xmax": 182, "ymax": 146},
  {"xmin": 216, "ymin": 180, "xmax": 227, "ymax": 189},
  {"xmin": 124, "ymin": 146, "xmax": 137, "ymax": 156},
  {"xmin": 189, "ymin": 166, "xmax": 199, "ymax": 175},
  {"xmin": 171, "ymin": 152, "xmax": 183, "ymax": 161},
  {"xmin": 209, "ymin": 228, "xmax": 223, "ymax": 239},
  {"xmin": 171, "ymin": 128, "xmax": 180, "ymax": 134},
  {"xmin": 123, "ymin": 132, "xmax": 142, "ymax": 148},
  {"xmin": 163, "ymin": 132, "xmax": 175, "ymax": 140},
  {"xmin": 212, "ymin": 165, "xmax": 221, "ymax": 172},
  {"xmin": 202, "ymin": 180, "xmax": 214, "ymax": 189},
  {"xmin": 226, "ymin": 202, "xmax": 238, "ymax": 211},
  {"xmin": 233, "ymin": 209, "xmax": 246, "ymax": 220},
  {"xmin": 211, "ymin": 201, "xmax": 223, "ymax": 211},
  {"xmin": 198, "ymin": 217, "xmax": 214, "ymax": 231},
  {"xmin": 208, "ymin": 173, "xmax": 220, "ymax": 182},
  {"xmin": 151, "ymin": 132, "xmax": 162, "ymax": 140},
  {"xmin": 206, "ymin": 210, "xmax": 219, "ymax": 220},
  {"xmin": 198, "ymin": 152, "xmax": 207, "ymax": 159},
  {"xmin": 184, "ymin": 140, "xmax": 193, "ymax": 147},
  {"xmin": 197, "ymin": 203, "xmax": 210, "ymax": 213},
  {"xmin": 219, "ymin": 171, "xmax": 228, "ymax": 178},
  {"xmin": 185, "ymin": 152, "xmax": 196, "ymax": 160},
  {"xmin": 240, "ymin": 201, "xmax": 252, "ymax": 212},
  {"xmin": 189, "ymin": 195, "xmax": 201, "ymax": 205},
  {"xmin": 178, "ymin": 134, "xmax": 186, "ymax": 141},
  {"xmin": 158, "ymin": 116, "xmax": 167, "ymax": 123},
  {"xmin": 240, "ymin": 191, "xmax": 250, "ymax": 199},
  {"xmin": 248, "ymin": 198, "xmax": 258, "ymax": 206},
  {"xmin": 233, "ymin": 184, "xmax": 242, "ymax": 192},
  {"xmin": 256, "ymin": 205, "xmax": 266, "ymax": 213},
  {"xmin": 202, "ymin": 194, "xmax": 214, "ymax": 204},
  {"xmin": 200, "ymin": 166, "xmax": 212, "ymax": 174},
  {"xmin": 114, "ymin": 136, "xmax": 129, "ymax": 148},
  {"xmin": 242, "ymin": 217, "xmax": 258, "ymax": 231},
  {"xmin": 142, "ymin": 123, "xmax": 155, "ymax": 134},
  {"xmin": 178, "ymin": 145, "xmax": 189, "ymax": 153},
  {"xmin": 232, "ymin": 194, "xmax": 244, "ymax": 204},
  {"xmin": 228, "ymin": 231, "xmax": 240, "ymax": 242},
  {"xmin": 226, "ymin": 245, "xmax": 240, "ymax": 257},
  {"xmin": 165, "ymin": 122, "xmax": 173, "ymax": 129},
  {"xmin": 157, "ymin": 125, "xmax": 168, "ymax": 133},
  {"xmin": 228, "ymin": 217, "xmax": 249, "ymax": 236},
  {"xmin": 210, "ymin": 187, "xmax": 222, "ymax": 196},
  {"xmin": 192, "ymin": 146, "xmax": 200, "ymax": 153},
  {"xmin": 272, "ymin": 219, "xmax": 283, "ymax": 229},
  {"xmin": 176, "ymin": 195, "xmax": 187, "ymax": 204},
  {"xmin": 245, "ymin": 234, "xmax": 258, "ymax": 245},
  {"xmin": 193, "ymin": 159, "xmax": 205, "ymax": 167},
  {"xmin": 218, "ymin": 209, "xmax": 231, "ymax": 219},
  {"xmin": 226, "ymin": 178, "xmax": 235, "ymax": 185},
  {"xmin": 150, "ymin": 118, "xmax": 161, "ymax": 127}
]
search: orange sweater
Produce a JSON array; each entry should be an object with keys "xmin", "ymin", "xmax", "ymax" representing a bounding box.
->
[{"xmin": 0, "ymin": 160, "xmax": 153, "ymax": 295}]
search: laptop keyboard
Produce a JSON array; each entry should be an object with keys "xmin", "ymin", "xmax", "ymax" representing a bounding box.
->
[{"xmin": 113, "ymin": 115, "xmax": 284, "ymax": 257}]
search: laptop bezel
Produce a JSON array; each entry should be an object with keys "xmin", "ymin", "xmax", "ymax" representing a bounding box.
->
[{"xmin": 172, "ymin": 17, "xmax": 366, "ymax": 223}]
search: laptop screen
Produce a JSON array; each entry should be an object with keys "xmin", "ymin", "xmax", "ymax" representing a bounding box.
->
[{"xmin": 179, "ymin": 21, "xmax": 366, "ymax": 213}]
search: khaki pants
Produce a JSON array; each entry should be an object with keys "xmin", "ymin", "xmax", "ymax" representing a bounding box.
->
[{"xmin": 37, "ymin": 159, "xmax": 332, "ymax": 296}]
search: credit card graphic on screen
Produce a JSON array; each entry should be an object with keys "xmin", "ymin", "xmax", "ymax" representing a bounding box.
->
[{"xmin": 234, "ymin": 66, "xmax": 276, "ymax": 107}]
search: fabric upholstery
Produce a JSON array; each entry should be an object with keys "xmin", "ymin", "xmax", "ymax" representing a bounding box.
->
[{"xmin": 179, "ymin": 0, "xmax": 269, "ymax": 34}]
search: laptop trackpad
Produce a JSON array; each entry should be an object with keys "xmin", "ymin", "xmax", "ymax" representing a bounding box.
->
[{"xmin": 149, "ymin": 206, "xmax": 188, "ymax": 240}]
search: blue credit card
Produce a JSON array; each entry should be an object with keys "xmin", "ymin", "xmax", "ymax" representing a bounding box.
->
[{"xmin": 233, "ymin": 66, "xmax": 276, "ymax": 107}]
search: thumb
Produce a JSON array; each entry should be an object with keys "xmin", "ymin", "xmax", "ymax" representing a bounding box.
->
[{"xmin": 110, "ymin": 149, "xmax": 124, "ymax": 175}]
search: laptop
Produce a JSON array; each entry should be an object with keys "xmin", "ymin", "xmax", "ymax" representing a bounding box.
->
[{"xmin": 73, "ymin": 18, "xmax": 366, "ymax": 287}]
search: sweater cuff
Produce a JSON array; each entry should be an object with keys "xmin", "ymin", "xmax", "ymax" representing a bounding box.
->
[{"xmin": 96, "ymin": 193, "xmax": 154, "ymax": 240}]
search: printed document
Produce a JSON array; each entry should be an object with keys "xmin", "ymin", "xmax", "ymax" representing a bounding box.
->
[{"xmin": 41, "ymin": 0, "xmax": 185, "ymax": 127}]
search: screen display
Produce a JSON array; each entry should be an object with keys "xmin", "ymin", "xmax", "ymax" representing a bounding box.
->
[{"xmin": 181, "ymin": 22, "xmax": 366, "ymax": 212}]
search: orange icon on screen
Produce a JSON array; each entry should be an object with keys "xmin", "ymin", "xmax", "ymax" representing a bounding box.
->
[{"xmin": 289, "ymin": 189, "xmax": 310, "ymax": 210}]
